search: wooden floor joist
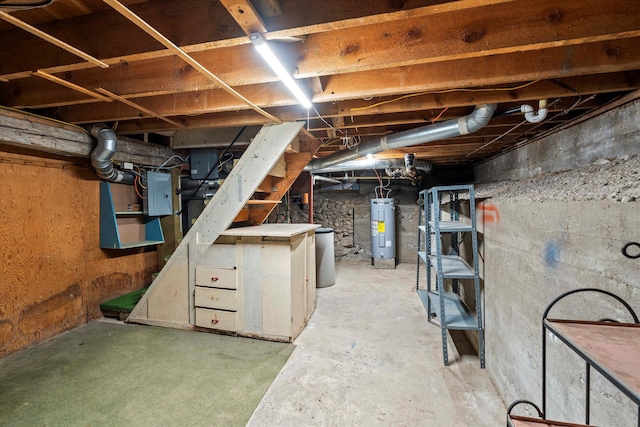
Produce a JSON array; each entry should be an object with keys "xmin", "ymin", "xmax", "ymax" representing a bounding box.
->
[
  {"xmin": 32, "ymin": 71, "xmax": 112, "ymax": 103},
  {"xmin": 0, "ymin": 10, "xmax": 108, "ymax": 69},
  {"xmin": 102, "ymin": 0, "xmax": 283, "ymax": 124},
  {"xmin": 96, "ymin": 88, "xmax": 186, "ymax": 129}
]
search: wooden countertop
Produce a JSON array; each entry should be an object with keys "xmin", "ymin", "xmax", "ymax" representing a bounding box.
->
[{"xmin": 220, "ymin": 223, "xmax": 320, "ymax": 238}]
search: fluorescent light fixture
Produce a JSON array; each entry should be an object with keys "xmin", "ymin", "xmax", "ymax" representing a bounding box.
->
[{"xmin": 250, "ymin": 32, "xmax": 312, "ymax": 109}]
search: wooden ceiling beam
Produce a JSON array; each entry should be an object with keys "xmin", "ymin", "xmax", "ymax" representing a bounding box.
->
[
  {"xmin": 4, "ymin": 0, "xmax": 637, "ymax": 85},
  {"xmin": 316, "ymin": 37, "xmax": 640, "ymax": 102},
  {"xmin": 294, "ymin": 0, "xmax": 640, "ymax": 78},
  {"xmin": 0, "ymin": 0, "xmax": 244, "ymax": 79},
  {"xmin": 305, "ymin": 99, "xmax": 601, "ymax": 132},
  {"xmin": 0, "ymin": 0, "xmax": 487, "ymax": 79},
  {"xmin": 95, "ymin": 87, "xmax": 186, "ymax": 129},
  {"xmin": 44, "ymin": 39, "xmax": 640, "ymax": 124},
  {"xmin": 12, "ymin": 71, "xmax": 634, "ymax": 127},
  {"xmin": 327, "ymin": 74, "xmax": 637, "ymax": 118},
  {"xmin": 0, "ymin": 107, "xmax": 178, "ymax": 166},
  {"xmin": 6, "ymin": 27, "xmax": 640, "ymax": 109},
  {"xmin": 219, "ymin": 0, "xmax": 267, "ymax": 35},
  {"xmin": 49, "ymin": 82, "xmax": 302, "ymax": 123},
  {"xmin": 31, "ymin": 70, "xmax": 112, "ymax": 103},
  {"xmin": 1, "ymin": 45, "xmax": 274, "ymax": 107},
  {"xmin": 102, "ymin": 0, "xmax": 282, "ymax": 124},
  {"xmin": 0, "ymin": 10, "xmax": 109, "ymax": 69}
]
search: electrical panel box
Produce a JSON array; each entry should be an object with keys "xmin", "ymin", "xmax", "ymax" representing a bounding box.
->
[
  {"xmin": 190, "ymin": 149, "xmax": 219, "ymax": 180},
  {"xmin": 144, "ymin": 171, "xmax": 173, "ymax": 216}
]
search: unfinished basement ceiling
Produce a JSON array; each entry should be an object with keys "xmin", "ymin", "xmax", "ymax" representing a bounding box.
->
[{"xmin": 1, "ymin": 0, "xmax": 639, "ymax": 166}]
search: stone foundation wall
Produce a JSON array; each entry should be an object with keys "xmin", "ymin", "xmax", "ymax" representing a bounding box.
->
[{"xmin": 269, "ymin": 181, "xmax": 420, "ymax": 262}]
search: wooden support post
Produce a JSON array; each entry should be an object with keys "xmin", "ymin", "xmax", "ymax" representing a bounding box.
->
[{"xmin": 309, "ymin": 173, "xmax": 314, "ymax": 224}]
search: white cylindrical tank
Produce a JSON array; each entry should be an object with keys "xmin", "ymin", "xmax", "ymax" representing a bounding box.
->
[
  {"xmin": 315, "ymin": 227, "xmax": 336, "ymax": 287},
  {"xmin": 370, "ymin": 198, "xmax": 395, "ymax": 260}
]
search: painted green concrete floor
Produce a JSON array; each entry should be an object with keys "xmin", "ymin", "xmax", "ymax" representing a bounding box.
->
[{"xmin": 0, "ymin": 320, "xmax": 294, "ymax": 427}]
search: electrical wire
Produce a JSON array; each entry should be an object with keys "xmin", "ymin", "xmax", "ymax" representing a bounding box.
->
[
  {"xmin": 474, "ymin": 95, "xmax": 595, "ymax": 165},
  {"xmin": 466, "ymin": 97, "xmax": 564, "ymax": 158},
  {"xmin": 134, "ymin": 166, "xmax": 147, "ymax": 188},
  {"xmin": 152, "ymin": 154, "xmax": 189, "ymax": 172},
  {"xmin": 466, "ymin": 119, "xmax": 529, "ymax": 157},
  {"xmin": 373, "ymin": 168, "xmax": 383, "ymax": 198},
  {"xmin": 217, "ymin": 152, "xmax": 234, "ymax": 172},
  {"xmin": 383, "ymin": 178, "xmax": 392, "ymax": 198},
  {"xmin": 342, "ymin": 134, "xmax": 361, "ymax": 150},
  {"xmin": 178, "ymin": 127, "xmax": 244, "ymax": 215},
  {"xmin": 431, "ymin": 107, "xmax": 449, "ymax": 123},
  {"xmin": 312, "ymin": 105, "xmax": 344, "ymax": 136},
  {"xmin": 134, "ymin": 176, "xmax": 145, "ymax": 199},
  {"xmin": 349, "ymin": 80, "xmax": 541, "ymax": 112}
]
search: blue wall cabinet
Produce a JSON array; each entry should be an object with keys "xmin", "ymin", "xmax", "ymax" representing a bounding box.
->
[{"xmin": 100, "ymin": 182, "xmax": 164, "ymax": 249}]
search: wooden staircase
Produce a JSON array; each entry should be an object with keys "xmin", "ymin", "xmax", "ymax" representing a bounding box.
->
[
  {"xmin": 234, "ymin": 142, "xmax": 316, "ymax": 226},
  {"xmin": 128, "ymin": 122, "xmax": 319, "ymax": 328}
]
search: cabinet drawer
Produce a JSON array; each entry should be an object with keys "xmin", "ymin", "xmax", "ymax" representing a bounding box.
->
[
  {"xmin": 195, "ymin": 265, "xmax": 236, "ymax": 289},
  {"xmin": 195, "ymin": 308, "xmax": 237, "ymax": 332},
  {"xmin": 195, "ymin": 287, "xmax": 237, "ymax": 311}
]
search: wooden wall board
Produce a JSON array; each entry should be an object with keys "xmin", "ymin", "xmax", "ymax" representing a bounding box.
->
[
  {"xmin": 305, "ymin": 233, "xmax": 316, "ymax": 320},
  {"xmin": 237, "ymin": 238, "xmax": 263, "ymax": 335},
  {"xmin": 289, "ymin": 236, "xmax": 306, "ymax": 338},
  {"xmin": 0, "ymin": 148, "xmax": 158, "ymax": 357},
  {"xmin": 146, "ymin": 258, "xmax": 190, "ymax": 324},
  {"xmin": 260, "ymin": 242, "xmax": 292, "ymax": 337}
]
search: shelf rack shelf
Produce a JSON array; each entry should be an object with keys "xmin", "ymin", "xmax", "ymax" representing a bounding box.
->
[
  {"xmin": 100, "ymin": 182, "xmax": 164, "ymax": 249},
  {"xmin": 416, "ymin": 184, "xmax": 484, "ymax": 368},
  {"xmin": 507, "ymin": 288, "xmax": 640, "ymax": 427}
]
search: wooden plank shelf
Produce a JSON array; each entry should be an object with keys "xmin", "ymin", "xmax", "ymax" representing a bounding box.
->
[
  {"xmin": 508, "ymin": 415, "xmax": 589, "ymax": 427},
  {"xmin": 244, "ymin": 200, "xmax": 281, "ymax": 205},
  {"xmin": 545, "ymin": 320, "xmax": 640, "ymax": 405},
  {"xmin": 100, "ymin": 182, "xmax": 164, "ymax": 249}
]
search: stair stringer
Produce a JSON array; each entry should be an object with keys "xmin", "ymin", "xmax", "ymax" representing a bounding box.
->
[{"xmin": 127, "ymin": 122, "xmax": 305, "ymax": 328}]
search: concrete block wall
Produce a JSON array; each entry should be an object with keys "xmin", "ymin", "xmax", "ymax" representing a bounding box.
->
[{"xmin": 474, "ymin": 98, "xmax": 640, "ymax": 425}]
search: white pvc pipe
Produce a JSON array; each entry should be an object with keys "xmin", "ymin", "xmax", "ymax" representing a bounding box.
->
[{"xmin": 521, "ymin": 99, "xmax": 548, "ymax": 123}]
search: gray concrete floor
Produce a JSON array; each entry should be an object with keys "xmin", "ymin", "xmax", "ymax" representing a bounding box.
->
[{"xmin": 249, "ymin": 260, "xmax": 506, "ymax": 426}]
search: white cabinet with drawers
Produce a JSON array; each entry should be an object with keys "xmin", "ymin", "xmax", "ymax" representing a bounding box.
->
[{"xmin": 193, "ymin": 224, "xmax": 319, "ymax": 342}]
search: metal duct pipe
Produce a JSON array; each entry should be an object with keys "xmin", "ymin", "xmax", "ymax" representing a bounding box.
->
[
  {"xmin": 305, "ymin": 104, "xmax": 497, "ymax": 172},
  {"xmin": 313, "ymin": 175, "xmax": 342, "ymax": 185},
  {"xmin": 90, "ymin": 124, "xmax": 135, "ymax": 184},
  {"xmin": 309, "ymin": 158, "xmax": 432, "ymax": 174},
  {"xmin": 180, "ymin": 178, "xmax": 224, "ymax": 190}
]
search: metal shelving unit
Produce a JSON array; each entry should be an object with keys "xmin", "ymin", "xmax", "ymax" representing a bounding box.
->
[{"xmin": 416, "ymin": 184, "xmax": 484, "ymax": 368}]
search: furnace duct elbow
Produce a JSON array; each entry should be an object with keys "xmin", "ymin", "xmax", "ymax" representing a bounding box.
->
[{"xmin": 90, "ymin": 124, "xmax": 135, "ymax": 184}]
